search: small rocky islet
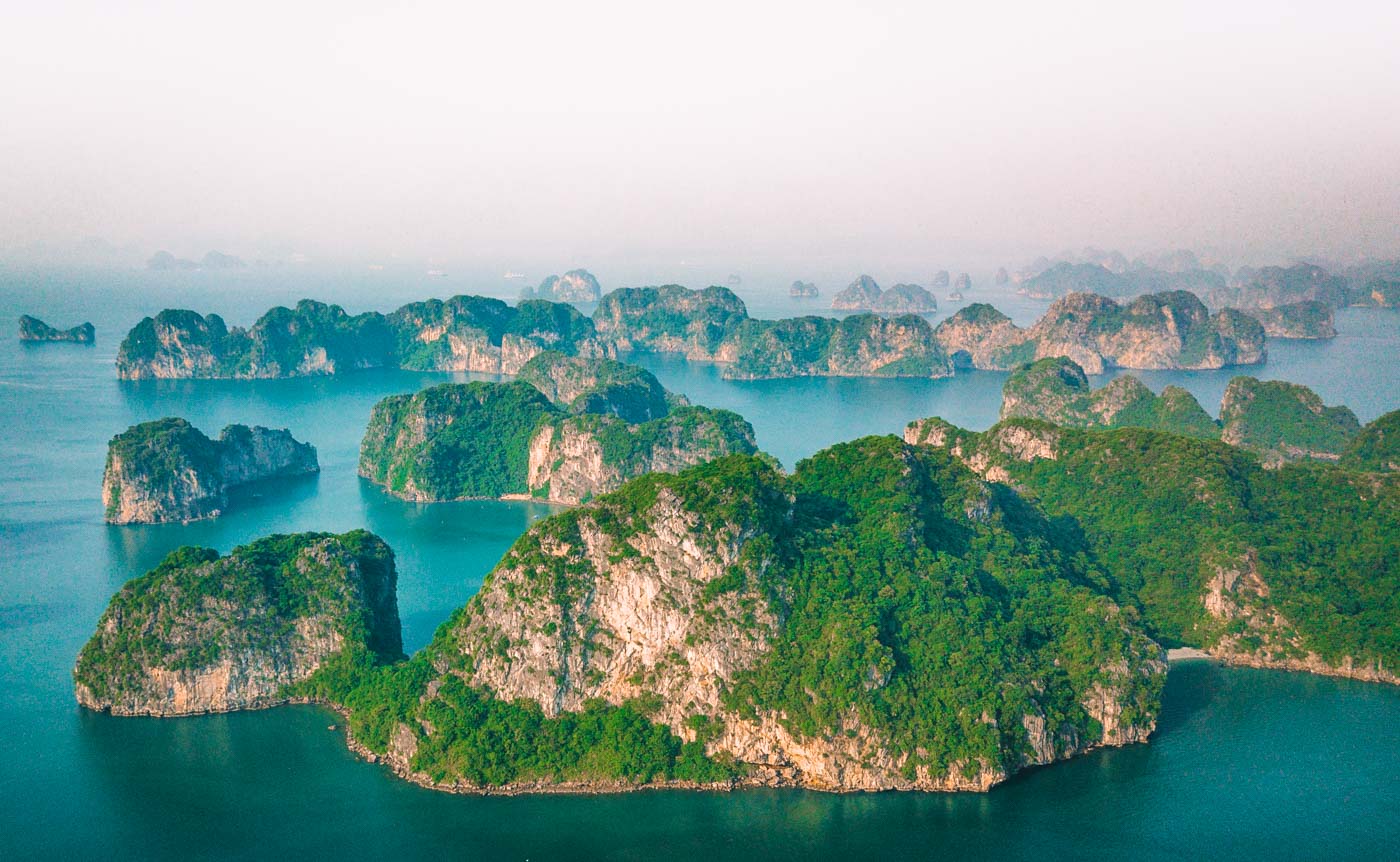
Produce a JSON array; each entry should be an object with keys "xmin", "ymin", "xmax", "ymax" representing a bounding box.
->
[
  {"xmin": 19, "ymin": 314, "xmax": 95, "ymax": 343},
  {"xmin": 103, "ymin": 418, "xmax": 319, "ymax": 524}
]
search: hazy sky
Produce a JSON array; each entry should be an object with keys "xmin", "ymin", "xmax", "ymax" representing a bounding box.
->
[{"xmin": 3, "ymin": 1, "xmax": 1399, "ymax": 272}]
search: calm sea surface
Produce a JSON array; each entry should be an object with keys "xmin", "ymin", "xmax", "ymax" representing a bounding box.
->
[{"xmin": 1, "ymin": 265, "xmax": 1398, "ymax": 860}]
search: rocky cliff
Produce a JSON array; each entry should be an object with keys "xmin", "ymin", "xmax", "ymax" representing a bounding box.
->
[
  {"xmin": 932, "ymin": 304, "xmax": 1034, "ymax": 370},
  {"xmin": 18, "ymin": 315, "xmax": 94, "ymax": 343},
  {"xmin": 359, "ymin": 376, "xmax": 757, "ymax": 504},
  {"xmin": 872, "ymin": 283, "xmax": 937, "ymax": 313},
  {"xmin": 830, "ymin": 274, "xmax": 884, "ymax": 310},
  {"xmin": 74, "ymin": 531, "xmax": 401, "ymax": 716},
  {"xmin": 117, "ymin": 295, "xmax": 608, "ymax": 379},
  {"xmin": 789, "ymin": 280, "xmax": 819, "ymax": 298},
  {"xmin": 524, "ymin": 269, "xmax": 603, "ymax": 303},
  {"xmin": 1212, "ymin": 263, "xmax": 1353, "ymax": 310},
  {"xmin": 903, "ymin": 417, "xmax": 1399, "ymax": 686},
  {"xmin": 103, "ymin": 418, "xmax": 318, "ymax": 524},
  {"xmin": 354, "ymin": 442, "xmax": 1164, "ymax": 792},
  {"xmin": 1252, "ymin": 301, "xmax": 1337, "ymax": 339}
]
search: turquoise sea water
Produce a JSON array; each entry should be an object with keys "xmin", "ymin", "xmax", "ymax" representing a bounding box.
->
[{"xmin": 1, "ymin": 265, "xmax": 1398, "ymax": 860}]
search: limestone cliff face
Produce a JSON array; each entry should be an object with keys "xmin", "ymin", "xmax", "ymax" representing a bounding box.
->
[
  {"xmin": 722, "ymin": 314, "xmax": 953, "ymax": 380},
  {"xmin": 73, "ymin": 532, "xmax": 401, "ymax": 716},
  {"xmin": 524, "ymin": 408, "xmax": 760, "ymax": 503},
  {"xmin": 830, "ymin": 275, "xmax": 883, "ymax": 310},
  {"xmin": 103, "ymin": 418, "xmax": 318, "ymax": 524},
  {"xmin": 529, "ymin": 269, "xmax": 603, "ymax": 303},
  {"xmin": 933, "ymin": 304, "xmax": 1030, "ymax": 370},
  {"xmin": 871, "ymin": 283, "xmax": 937, "ymax": 313},
  {"xmin": 1026, "ymin": 292, "xmax": 1265, "ymax": 374},
  {"xmin": 402, "ymin": 445, "xmax": 1164, "ymax": 793},
  {"xmin": 1199, "ymin": 552, "xmax": 1399, "ymax": 685},
  {"xmin": 18, "ymin": 315, "xmax": 95, "ymax": 343},
  {"xmin": 117, "ymin": 310, "xmax": 238, "ymax": 379},
  {"xmin": 515, "ymin": 350, "xmax": 672, "ymax": 423}
]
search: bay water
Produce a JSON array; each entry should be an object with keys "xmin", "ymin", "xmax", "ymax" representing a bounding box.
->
[{"xmin": 2, "ymin": 265, "xmax": 1397, "ymax": 860}]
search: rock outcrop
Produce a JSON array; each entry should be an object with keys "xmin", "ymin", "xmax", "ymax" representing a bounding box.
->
[
  {"xmin": 789, "ymin": 280, "xmax": 819, "ymax": 298},
  {"xmin": 933, "ymin": 303, "xmax": 1033, "ymax": 370},
  {"xmin": 73, "ymin": 531, "xmax": 401, "ymax": 715},
  {"xmin": 1213, "ymin": 263, "xmax": 1353, "ymax": 310},
  {"xmin": 1252, "ymin": 301, "xmax": 1337, "ymax": 339},
  {"xmin": 1024, "ymin": 291, "xmax": 1265, "ymax": 374},
  {"xmin": 103, "ymin": 418, "xmax": 318, "ymax": 524},
  {"xmin": 872, "ymin": 283, "xmax": 937, "ymax": 313},
  {"xmin": 18, "ymin": 315, "xmax": 94, "ymax": 343},
  {"xmin": 830, "ymin": 275, "xmax": 884, "ymax": 310},
  {"xmin": 524, "ymin": 269, "xmax": 603, "ymax": 303}
]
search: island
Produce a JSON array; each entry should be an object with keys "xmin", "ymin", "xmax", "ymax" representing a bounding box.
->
[
  {"xmin": 103, "ymin": 418, "xmax": 319, "ymax": 524},
  {"xmin": 997, "ymin": 356, "xmax": 1366, "ymax": 464},
  {"xmin": 788, "ymin": 280, "xmax": 819, "ymax": 298},
  {"xmin": 120, "ymin": 283, "xmax": 1274, "ymax": 384},
  {"xmin": 357, "ymin": 360, "xmax": 758, "ymax": 504},
  {"xmin": 830, "ymin": 275, "xmax": 884, "ymax": 310},
  {"xmin": 723, "ymin": 314, "xmax": 952, "ymax": 379},
  {"xmin": 520, "ymin": 269, "xmax": 603, "ymax": 303},
  {"xmin": 73, "ymin": 530, "xmax": 400, "ymax": 715},
  {"xmin": 117, "ymin": 296, "xmax": 609, "ymax": 379},
  {"xmin": 18, "ymin": 315, "xmax": 94, "ymax": 343},
  {"xmin": 1251, "ymin": 300, "xmax": 1337, "ymax": 339}
]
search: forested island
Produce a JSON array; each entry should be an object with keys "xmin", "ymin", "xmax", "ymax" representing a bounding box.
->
[
  {"xmin": 358, "ymin": 354, "xmax": 758, "ymax": 504},
  {"xmin": 77, "ymin": 398, "xmax": 1399, "ymax": 792},
  {"xmin": 117, "ymin": 282, "xmax": 1282, "ymax": 384},
  {"xmin": 103, "ymin": 418, "xmax": 319, "ymax": 523},
  {"xmin": 19, "ymin": 315, "xmax": 94, "ymax": 343},
  {"xmin": 998, "ymin": 356, "xmax": 1381, "ymax": 464}
]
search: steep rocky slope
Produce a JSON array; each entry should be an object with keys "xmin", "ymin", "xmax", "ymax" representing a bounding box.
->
[
  {"xmin": 516, "ymin": 350, "xmax": 675, "ymax": 423},
  {"xmin": 333, "ymin": 442, "xmax": 1166, "ymax": 792},
  {"xmin": 1341, "ymin": 410, "xmax": 1400, "ymax": 472},
  {"xmin": 830, "ymin": 274, "xmax": 884, "ymax": 310},
  {"xmin": 74, "ymin": 531, "xmax": 401, "ymax": 715},
  {"xmin": 18, "ymin": 315, "xmax": 95, "ymax": 343},
  {"xmin": 522, "ymin": 269, "xmax": 603, "ymax": 302},
  {"xmin": 103, "ymin": 418, "xmax": 318, "ymax": 524},
  {"xmin": 592, "ymin": 285, "xmax": 748, "ymax": 360}
]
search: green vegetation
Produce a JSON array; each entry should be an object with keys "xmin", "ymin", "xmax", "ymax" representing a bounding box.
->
[
  {"xmin": 1254, "ymin": 301, "xmax": 1336, "ymax": 338},
  {"xmin": 1219, "ymin": 377, "xmax": 1361, "ymax": 460},
  {"xmin": 592, "ymin": 284, "xmax": 748, "ymax": 357},
  {"xmin": 1341, "ymin": 410, "xmax": 1400, "ymax": 471},
  {"xmin": 516, "ymin": 350, "xmax": 672, "ymax": 422},
  {"xmin": 720, "ymin": 438, "xmax": 1161, "ymax": 777},
  {"xmin": 18, "ymin": 315, "xmax": 95, "ymax": 343},
  {"xmin": 1001, "ymin": 357, "xmax": 1219, "ymax": 439},
  {"xmin": 725, "ymin": 314, "xmax": 951, "ymax": 379},
  {"xmin": 359, "ymin": 381, "xmax": 560, "ymax": 499},
  {"xmin": 915, "ymin": 420, "xmax": 1400, "ymax": 667},
  {"xmin": 74, "ymin": 530, "xmax": 401, "ymax": 707}
]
